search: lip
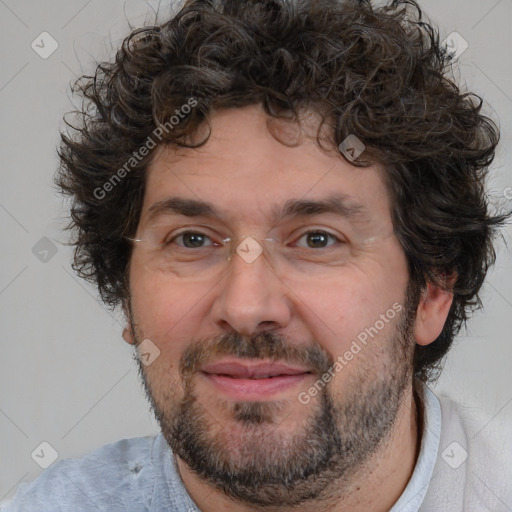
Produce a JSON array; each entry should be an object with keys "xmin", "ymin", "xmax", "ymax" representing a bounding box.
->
[{"xmin": 200, "ymin": 359, "xmax": 312, "ymax": 400}]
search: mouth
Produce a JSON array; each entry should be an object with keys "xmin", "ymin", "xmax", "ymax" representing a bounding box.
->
[{"xmin": 200, "ymin": 359, "xmax": 313, "ymax": 400}]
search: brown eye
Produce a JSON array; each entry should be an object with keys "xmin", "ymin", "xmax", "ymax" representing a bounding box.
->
[{"xmin": 296, "ymin": 231, "xmax": 339, "ymax": 249}]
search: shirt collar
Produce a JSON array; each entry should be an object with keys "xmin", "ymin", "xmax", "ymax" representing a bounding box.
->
[{"xmin": 389, "ymin": 383, "xmax": 442, "ymax": 511}]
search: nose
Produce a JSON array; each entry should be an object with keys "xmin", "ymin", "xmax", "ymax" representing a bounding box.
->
[{"xmin": 210, "ymin": 242, "xmax": 292, "ymax": 336}]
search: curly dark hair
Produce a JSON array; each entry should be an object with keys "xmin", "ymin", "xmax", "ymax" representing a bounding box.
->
[{"xmin": 56, "ymin": 0, "xmax": 509, "ymax": 383}]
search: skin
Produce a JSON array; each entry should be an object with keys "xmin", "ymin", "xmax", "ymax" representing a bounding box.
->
[{"xmin": 123, "ymin": 105, "xmax": 453, "ymax": 511}]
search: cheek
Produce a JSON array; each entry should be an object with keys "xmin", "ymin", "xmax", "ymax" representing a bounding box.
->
[
  {"xmin": 292, "ymin": 267, "xmax": 406, "ymax": 363},
  {"xmin": 129, "ymin": 266, "xmax": 208, "ymax": 354}
]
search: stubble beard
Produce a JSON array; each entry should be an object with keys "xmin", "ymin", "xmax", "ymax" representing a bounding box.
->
[{"xmin": 130, "ymin": 288, "xmax": 419, "ymax": 507}]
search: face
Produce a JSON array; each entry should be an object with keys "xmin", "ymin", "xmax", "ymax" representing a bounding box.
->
[{"xmin": 124, "ymin": 105, "xmax": 418, "ymax": 506}]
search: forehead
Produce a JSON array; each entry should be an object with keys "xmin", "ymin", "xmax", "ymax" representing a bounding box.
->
[{"xmin": 141, "ymin": 105, "xmax": 392, "ymax": 230}]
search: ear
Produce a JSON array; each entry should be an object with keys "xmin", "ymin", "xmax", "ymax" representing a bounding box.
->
[
  {"xmin": 123, "ymin": 327, "xmax": 136, "ymax": 345},
  {"xmin": 414, "ymin": 279, "xmax": 455, "ymax": 346},
  {"xmin": 121, "ymin": 300, "xmax": 136, "ymax": 345}
]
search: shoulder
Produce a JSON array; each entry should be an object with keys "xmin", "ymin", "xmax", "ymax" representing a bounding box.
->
[
  {"xmin": 422, "ymin": 388, "xmax": 512, "ymax": 511},
  {"xmin": 1, "ymin": 435, "xmax": 159, "ymax": 512}
]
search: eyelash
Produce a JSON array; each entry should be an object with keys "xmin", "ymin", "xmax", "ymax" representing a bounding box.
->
[{"xmin": 166, "ymin": 230, "xmax": 343, "ymax": 249}]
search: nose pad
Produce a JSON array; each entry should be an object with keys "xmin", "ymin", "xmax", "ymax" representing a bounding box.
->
[
  {"xmin": 227, "ymin": 236, "xmax": 280, "ymax": 274},
  {"xmin": 230, "ymin": 236, "xmax": 264, "ymax": 263}
]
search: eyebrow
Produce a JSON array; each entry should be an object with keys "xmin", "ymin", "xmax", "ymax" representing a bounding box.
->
[{"xmin": 146, "ymin": 194, "xmax": 369, "ymax": 225}]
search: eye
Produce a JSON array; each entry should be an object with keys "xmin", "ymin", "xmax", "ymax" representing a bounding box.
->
[
  {"xmin": 167, "ymin": 231, "xmax": 216, "ymax": 249},
  {"xmin": 295, "ymin": 231, "xmax": 341, "ymax": 249}
]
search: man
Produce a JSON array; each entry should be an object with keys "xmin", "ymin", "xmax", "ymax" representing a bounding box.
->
[{"xmin": 3, "ymin": 0, "xmax": 511, "ymax": 510}]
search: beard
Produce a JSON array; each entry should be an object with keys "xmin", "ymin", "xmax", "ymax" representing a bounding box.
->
[{"xmin": 128, "ymin": 282, "xmax": 420, "ymax": 508}]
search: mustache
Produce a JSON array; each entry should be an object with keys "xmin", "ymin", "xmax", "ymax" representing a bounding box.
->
[{"xmin": 180, "ymin": 331, "xmax": 334, "ymax": 378}]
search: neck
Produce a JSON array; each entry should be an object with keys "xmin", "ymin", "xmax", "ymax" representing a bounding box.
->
[{"xmin": 176, "ymin": 383, "xmax": 423, "ymax": 512}]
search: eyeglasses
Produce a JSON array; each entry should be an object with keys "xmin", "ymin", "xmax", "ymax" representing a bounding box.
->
[{"xmin": 126, "ymin": 224, "xmax": 389, "ymax": 281}]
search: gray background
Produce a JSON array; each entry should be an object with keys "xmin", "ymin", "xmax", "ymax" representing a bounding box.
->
[{"xmin": 1, "ymin": 0, "xmax": 511, "ymax": 503}]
